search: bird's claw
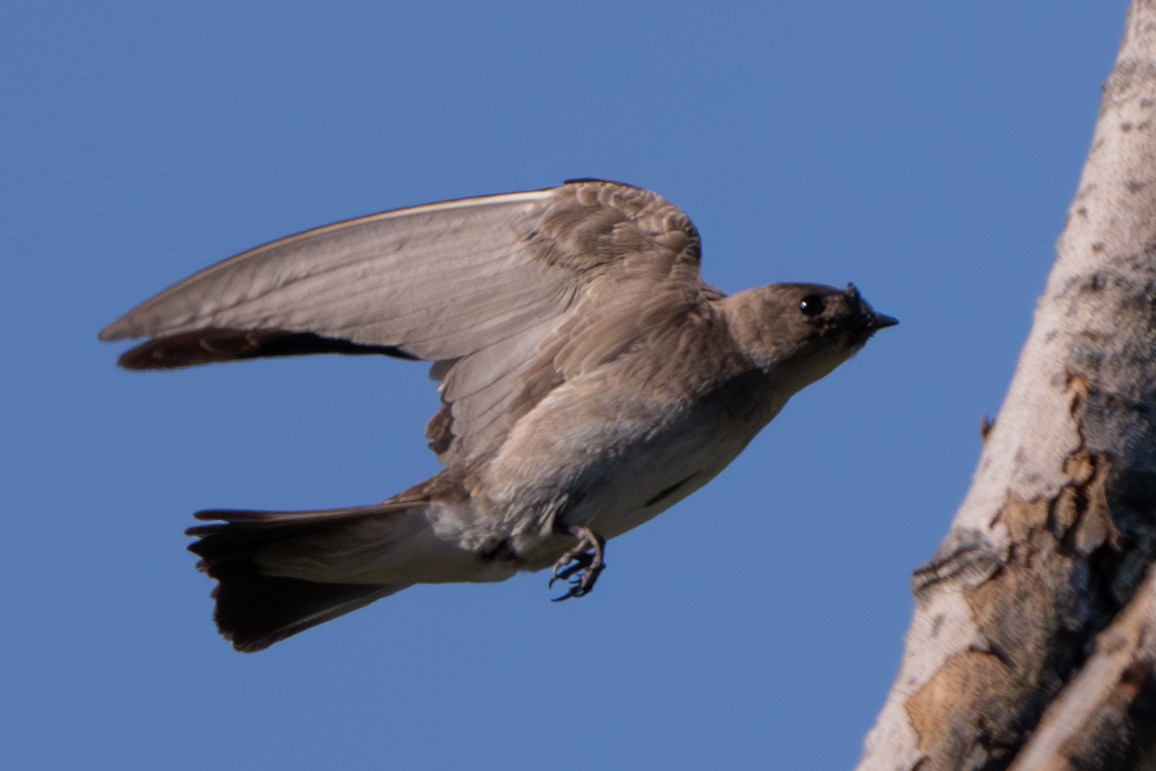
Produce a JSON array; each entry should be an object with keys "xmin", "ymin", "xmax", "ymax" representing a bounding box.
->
[
  {"xmin": 549, "ymin": 554, "xmax": 603, "ymax": 600},
  {"xmin": 549, "ymin": 526, "xmax": 606, "ymax": 601}
]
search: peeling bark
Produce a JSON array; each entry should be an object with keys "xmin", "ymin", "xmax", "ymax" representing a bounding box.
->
[
  {"xmin": 1009, "ymin": 569, "xmax": 1156, "ymax": 770},
  {"xmin": 860, "ymin": 2, "xmax": 1156, "ymax": 768}
]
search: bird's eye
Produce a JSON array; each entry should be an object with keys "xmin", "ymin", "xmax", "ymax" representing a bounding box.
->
[{"xmin": 799, "ymin": 294, "xmax": 825, "ymax": 317}]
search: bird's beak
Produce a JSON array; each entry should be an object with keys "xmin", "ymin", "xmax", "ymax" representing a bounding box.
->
[
  {"xmin": 868, "ymin": 313, "xmax": 899, "ymax": 331},
  {"xmin": 845, "ymin": 284, "xmax": 898, "ymax": 332}
]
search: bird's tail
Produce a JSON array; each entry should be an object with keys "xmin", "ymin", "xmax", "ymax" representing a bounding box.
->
[{"xmin": 187, "ymin": 501, "xmax": 460, "ymax": 652}]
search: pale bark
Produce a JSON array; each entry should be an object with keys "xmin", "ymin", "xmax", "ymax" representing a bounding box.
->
[
  {"xmin": 860, "ymin": 2, "xmax": 1156, "ymax": 768},
  {"xmin": 1009, "ymin": 568, "xmax": 1156, "ymax": 770}
]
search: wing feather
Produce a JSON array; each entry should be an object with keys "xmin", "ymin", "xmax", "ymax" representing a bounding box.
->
[{"xmin": 101, "ymin": 180, "xmax": 713, "ymax": 465}]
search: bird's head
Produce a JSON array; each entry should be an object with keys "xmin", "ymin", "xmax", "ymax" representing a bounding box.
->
[{"xmin": 724, "ymin": 282, "xmax": 897, "ymax": 391}]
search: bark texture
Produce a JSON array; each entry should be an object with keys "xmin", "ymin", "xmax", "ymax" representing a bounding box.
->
[{"xmin": 860, "ymin": 3, "xmax": 1156, "ymax": 768}]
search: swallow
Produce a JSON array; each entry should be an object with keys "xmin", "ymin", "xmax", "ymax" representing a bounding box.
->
[{"xmin": 101, "ymin": 179, "xmax": 896, "ymax": 651}]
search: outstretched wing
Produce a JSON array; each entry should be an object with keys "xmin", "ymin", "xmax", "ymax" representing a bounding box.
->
[{"xmin": 101, "ymin": 179, "xmax": 717, "ymax": 465}]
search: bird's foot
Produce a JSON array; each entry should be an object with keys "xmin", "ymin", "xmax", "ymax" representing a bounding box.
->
[{"xmin": 549, "ymin": 525, "xmax": 606, "ymax": 602}]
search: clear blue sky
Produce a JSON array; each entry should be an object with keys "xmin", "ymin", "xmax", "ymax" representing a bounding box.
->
[{"xmin": 2, "ymin": 3, "xmax": 1131, "ymax": 768}]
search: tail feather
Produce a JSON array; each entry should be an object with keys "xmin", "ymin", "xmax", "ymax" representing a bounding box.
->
[{"xmin": 188, "ymin": 505, "xmax": 415, "ymax": 652}]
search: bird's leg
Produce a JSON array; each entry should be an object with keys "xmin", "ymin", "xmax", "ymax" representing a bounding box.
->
[{"xmin": 549, "ymin": 525, "xmax": 606, "ymax": 602}]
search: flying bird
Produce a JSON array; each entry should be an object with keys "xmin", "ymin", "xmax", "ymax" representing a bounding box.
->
[{"xmin": 100, "ymin": 179, "xmax": 896, "ymax": 652}]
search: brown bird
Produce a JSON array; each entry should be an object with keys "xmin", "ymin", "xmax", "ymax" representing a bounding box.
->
[{"xmin": 100, "ymin": 179, "xmax": 896, "ymax": 652}]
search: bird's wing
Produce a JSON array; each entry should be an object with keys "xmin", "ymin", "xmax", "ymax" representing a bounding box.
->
[{"xmin": 101, "ymin": 179, "xmax": 718, "ymax": 464}]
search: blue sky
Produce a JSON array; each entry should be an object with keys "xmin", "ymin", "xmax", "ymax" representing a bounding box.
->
[{"xmin": 2, "ymin": 3, "xmax": 1132, "ymax": 768}]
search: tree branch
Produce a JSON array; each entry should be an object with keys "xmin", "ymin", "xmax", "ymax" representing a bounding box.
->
[{"xmin": 860, "ymin": 2, "xmax": 1156, "ymax": 767}]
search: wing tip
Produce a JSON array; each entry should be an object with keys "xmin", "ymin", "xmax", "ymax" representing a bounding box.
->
[{"xmin": 98, "ymin": 320, "xmax": 130, "ymax": 342}]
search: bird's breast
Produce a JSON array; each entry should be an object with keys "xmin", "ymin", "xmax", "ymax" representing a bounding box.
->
[{"xmin": 476, "ymin": 365, "xmax": 784, "ymax": 566}]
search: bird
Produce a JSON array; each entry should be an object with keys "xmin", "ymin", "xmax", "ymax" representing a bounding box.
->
[{"xmin": 100, "ymin": 179, "xmax": 896, "ymax": 652}]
